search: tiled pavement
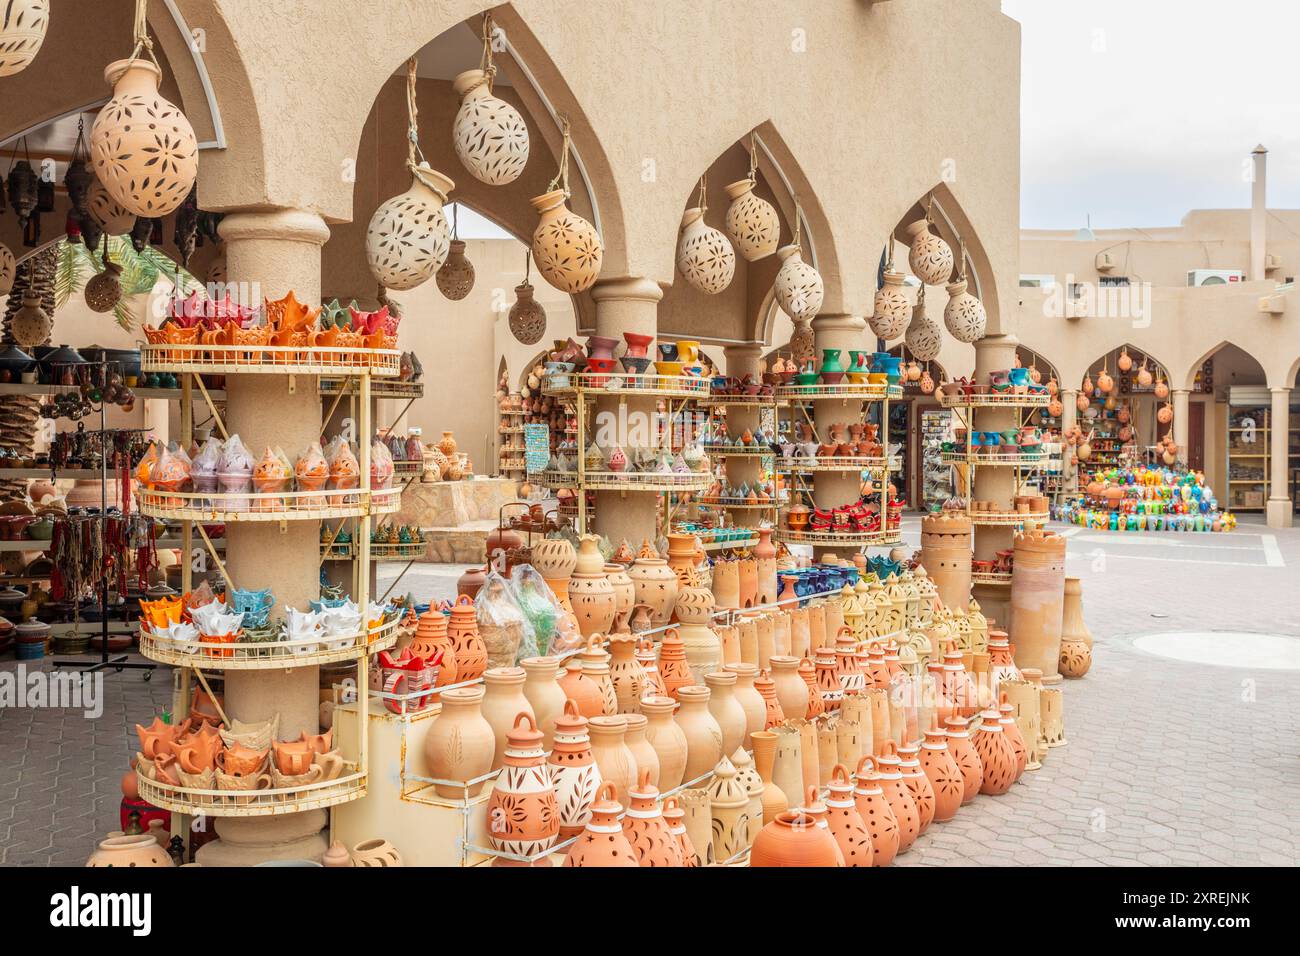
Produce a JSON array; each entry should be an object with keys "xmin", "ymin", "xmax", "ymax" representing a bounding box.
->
[{"xmin": 2, "ymin": 517, "xmax": 1297, "ymax": 866}]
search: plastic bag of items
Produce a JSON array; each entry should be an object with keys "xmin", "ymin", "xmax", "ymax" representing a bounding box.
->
[
  {"xmin": 510, "ymin": 563, "xmax": 581, "ymax": 657},
  {"xmin": 475, "ymin": 569, "xmax": 535, "ymax": 668}
]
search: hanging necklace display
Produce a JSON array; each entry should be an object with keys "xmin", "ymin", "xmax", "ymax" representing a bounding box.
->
[
  {"xmin": 943, "ymin": 239, "xmax": 987, "ymax": 344},
  {"xmin": 452, "ymin": 13, "xmax": 530, "ymax": 186},
  {"xmin": 436, "ymin": 204, "xmax": 476, "ymax": 300},
  {"xmin": 530, "ymin": 116, "xmax": 603, "ymax": 293},
  {"xmin": 724, "ymin": 134, "xmax": 781, "ymax": 261},
  {"xmin": 366, "ymin": 58, "xmax": 455, "ymax": 291},
  {"xmin": 677, "ymin": 173, "xmax": 736, "ymax": 294},
  {"xmin": 509, "ymin": 251, "xmax": 547, "ymax": 345}
]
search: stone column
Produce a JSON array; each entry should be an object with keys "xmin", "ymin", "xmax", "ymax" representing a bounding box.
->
[
  {"xmin": 195, "ymin": 208, "xmax": 331, "ymax": 866},
  {"xmin": 722, "ymin": 343, "xmax": 764, "ymax": 529},
  {"xmin": 811, "ymin": 313, "xmax": 868, "ymax": 560},
  {"xmin": 590, "ymin": 277, "xmax": 663, "ymax": 548},
  {"xmin": 1267, "ymin": 386, "xmax": 1293, "ymax": 528},
  {"xmin": 1059, "ymin": 387, "xmax": 1078, "ymax": 491},
  {"xmin": 1170, "ymin": 389, "xmax": 1190, "ymax": 466},
  {"xmin": 971, "ymin": 333, "xmax": 1019, "ymax": 626}
]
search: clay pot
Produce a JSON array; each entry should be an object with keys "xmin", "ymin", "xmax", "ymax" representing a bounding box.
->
[
  {"xmin": 943, "ymin": 277, "xmax": 987, "ymax": 344},
  {"xmin": 724, "ymin": 662, "xmax": 766, "ymax": 745},
  {"xmin": 486, "ymin": 713, "xmax": 560, "ymax": 864},
  {"xmin": 705, "ymin": 755, "xmax": 753, "ymax": 862},
  {"xmin": 754, "ymin": 669, "xmax": 785, "ymax": 729},
  {"xmin": 675, "ymin": 685, "xmax": 724, "ymax": 785},
  {"xmin": 772, "ymin": 244, "xmax": 824, "ymax": 322},
  {"xmin": 86, "ymin": 833, "xmax": 174, "ymax": 867},
  {"xmin": 972, "ymin": 707, "xmax": 1017, "ymax": 796},
  {"xmin": 606, "ymin": 634, "xmax": 646, "ymax": 714},
  {"xmin": 409, "ymin": 608, "xmax": 457, "ymax": 690},
  {"xmin": 944, "ymin": 716, "xmax": 983, "ymax": 805},
  {"xmin": 636, "ymin": 636, "xmax": 668, "ymax": 697},
  {"xmin": 853, "ymin": 756, "xmax": 901, "ymax": 867},
  {"xmin": 657, "ymin": 628, "xmax": 694, "ymax": 701},
  {"xmin": 531, "ymin": 536, "xmax": 577, "ymax": 579},
  {"xmin": 676, "ymin": 207, "xmax": 736, "ymax": 294},
  {"xmin": 906, "ymin": 218, "xmax": 955, "ymax": 285},
  {"xmin": 0, "ymin": 0, "xmax": 48, "ymax": 79},
  {"xmin": 622, "ymin": 767, "xmax": 684, "ymax": 867},
  {"xmin": 351, "ymin": 839, "xmax": 404, "ymax": 867},
  {"xmin": 767, "ymin": 655, "xmax": 806, "ymax": 720},
  {"xmin": 750, "ymin": 810, "xmax": 842, "ymax": 867},
  {"xmin": 559, "ymin": 636, "xmax": 618, "ymax": 716},
  {"xmin": 436, "ymin": 239, "xmax": 476, "ymax": 301},
  {"xmin": 627, "ymin": 539, "xmax": 679, "ymax": 624},
  {"xmin": 824, "ymin": 763, "xmax": 874, "ymax": 866},
  {"xmin": 481, "ymin": 667, "xmax": 534, "ymax": 770},
  {"xmin": 424, "ymin": 686, "xmax": 495, "ymax": 798},
  {"xmin": 569, "ymin": 540, "xmax": 617, "ymax": 637},
  {"xmin": 366, "ymin": 163, "xmax": 454, "ymax": 290},
  {"xmin": 730, "ymin": 747, "xmax": 765, "ymax": 847},
  {"xmin": 1009, "ymin": 528, "xmax": 1067, "ymax": 680},
  {"xmin": 520, "ymin": 656, "xmax": 568, "ymax": 748},
  {"xmin": 321, "ymin": 842, "xmax": 352, "ymax": 867},
  {"xmin": 451, "ymin": 68, "xmax": 530, "ymax": 185},
  {"xmin": 531, "ymin": 189, "xmax": 603, "ymax": 294},
  {"xmin": 604, "ymin": 563, "xmax": 636, "ymax": 631},
  {"xmin": 897, "ymin": 742, "xmax": 936, "ymax": 835},
  {"xmin": 723, "ymin": 177, "xmax": 780, "ymax": 261},
  {"xmin": 662, "ymin": 796, "xmax": 699, "ymax": 867},
  {"xmin": 703, "ymin": 670, "xmax": 746, "ymax": 755},
  {"xmin": 919, "ymin": 717, "xmax": 964, "ymax": 823},
  {"xmin": 640, "ymin": 694, "xmax": 689, "ymax": 790},
  {"xmin": 871, "ymin": 269, "xmax": 912, "ymax": 339},
  {"xmin": 446, "ymin": 594, "xmax": 487, "ymax": 682},
  {"xmin": 875, "ymin": 743, "xmax": 920, "ymax": 853},
  {"xmin": 587, "ymin": 714, "xmax": 638, "ymax": 805},
  {"xmin": 998, "ymin": 692, "xmax": 1029, "ymax": 779},
  {"xmin": 90, "ymin": 59, "xmax": 197, "ymax": 217},
  {"xmin": 623, "ymin": 713, "xmax": 659, "ymax": 786},
  {"xmin": 675, "ymin": 586, "xmax": 720, "ymax": 682},
  {"xmin": 750, "ymin": 730, "xmax": 788, "ymax": 825},
  {"xmin": 563, "ymin": 783, "xmax": 638, "ymax": 867},
  {"xmin": 1059, "ymin": 639, "xmax": 1092, "ymax": 678},
  {"xmin": 547, "ymin": 700, "xmax": 602, "ymax": 839},
  {"xmin": 710, "ymin": 559, "xmax": 739, "ymax": 609}
]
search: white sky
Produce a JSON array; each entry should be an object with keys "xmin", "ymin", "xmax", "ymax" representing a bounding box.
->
[{"xmin": 1002, "ymin": 0, "xmax": 1300, "ymax": 229}]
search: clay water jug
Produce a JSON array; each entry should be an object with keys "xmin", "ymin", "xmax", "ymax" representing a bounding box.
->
[
  {"xmin": 587, "ymin": 715, "xmax": 638, "ymax": 804},
  {"xmin": 563, "ymin": 783, "xmax": 638, "ymax": 867},
  {"xmin": 750, "ymin": 810, "xmax": 842, "ymax": 867},
  {"xmin": 897, "ymin": 742, "xmax": 936, "ymax": 835},
  {"xmin": 768, "ymin": 655, "xmax": 807, "ymax": 720},
  {"xmin": 547, "ymin": 700, "xmax": 602, "ymax": 839},
  {"xmin": 446, "ymin": 595, "xmax": 487, "ymax": 682},
  {"xmin": 636, "ymin": 636, "xmax": 668, "ymax": 698},
  {"xmin": 674, "ymin": 585, "xmax": 721, "ymax": 682},
  {"xmin": 623, "ymin": 713, "xmax": 660, "ymax": 786},
  {"xmin": 662, "ymin": 796, "xmax": 699, "ymax": 867},
  {"xmin": 520, "ymin": 656, "xmax": 567, "ymax": 749},
  {"xmin": 706, "ymin": 756, "xmax": 752, "ymax": 862},
  {"xmin": 424, "ymin": 686, "xmax": 495, "ymax": 798},
  {"xmin": 998, "ymin": 692, "xmax": 1029, "ymax": 779},
  {"xmin": 875, "ymin": 743, "xmax": 920, "ymax": 854},
  {"xmin": 799, "ymin": 784, "xmax": 846, "ymax": 866},
  {"xmin": 919, "ymin": 717, "xmax": 964, "ymax": 823},
  {"xmin": 569, "ymin": 536, "xmax": 616, "ymax": 637},
  {"xmin": 640, "ymin": 695, "xmax": 688, "ymax": 791},
  {"xmin": 724, "ymin": 662, "xmax": 766, "ymax": 746},
  {"xmin": 798, "ymin": 657, "xmax": 825, "ymax": 719},
  {"xmin": 606, "ymin": 633, "xmax": 646, "ymax": 714},
  {"xmin": 704, "ymin": 670, "xmax": 746, "ymax": 755},
  {"xmin": 485, "ymin": 713, "xmax": 559, "ymax": 865},
  {"xmin": 853, "ymin": 755, "xmax": 901, "ymax": 867},
  {"xmin": 626, "ymin": 539, "xmax": 679, "ymax": 624},
  {"xmin": 750, "ymin": 730, "xmax": 788, "ymax": 824},
  {"xmin": 972, "ymin": 707, "xmax": 1017, "ymax": 796},
  {"xmin": 409, "ymin": 608, "xmax": 457, "ymax": 691},
  {"xmin": 675, "ymin": 685, "xmax": 724, "ymax": 784},
  {"xmin": 755, "ymin": 669, "xmax": 785, "ymax": 729},
  {"xmin": 557, "ymin": 657, "xmax": 605, "ymax": 719},
  {"xmin": 657, "ymin": 628, "xmax": 694, "ymax": 701},
  {"xmin": 944, "ymin": 715, "xmax": 983, "ymax": 804},
  {"xmin": 604, "ymin": 563, "xmax": 636, "ymax": 631},
  {"xmin": 623, "ymin": 768, "xmax": 685, "ymax": 866},
  {"xmin": 481, "ymin": 667, "xmax": 534, "ymax": 770},
  {"xmin": 824, "ymin": 763, "xmax": 874, "ymax": 867}
]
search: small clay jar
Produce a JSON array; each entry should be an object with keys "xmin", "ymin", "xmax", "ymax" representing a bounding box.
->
[
  {"xmin": 750, "ymin": 810, "xmax": 843, "ymax": 867},
  {"xmin": 423, "ymin": 685, "xmax": 495, "ymax": 798},
  {"xmin": 587, "ymin": 714, "xmax": 638, "ymax": 805},
  {"xmin": 622, "ymin": 767, "xmax": 684, "ymax": 867}
]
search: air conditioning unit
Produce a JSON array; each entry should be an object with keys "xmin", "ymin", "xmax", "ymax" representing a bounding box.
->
[
  {"xmin": 1265, "ymin": 253, "xmax": 1282, "ymax": 273},
  {"xmin": 1187, "ymin": 269, "xmax": 1244, "ymax": 287},
  {"xmin": 1094, "ymin": 251, "xmax": 1116, "ymax": 272},
  {"xmin": 1258, "ymin": 294, "xmax": 1285, "ymax": 315}
]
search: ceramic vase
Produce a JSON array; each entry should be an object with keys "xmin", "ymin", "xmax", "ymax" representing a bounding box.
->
[
  {"xmin": 875, "ymin": 744, "xmax": 920, "ymax": 853},
  {"xmin": 90, "ymin": 59, "xmax": 198, "ymax": 217},
  {"xmin": 750, "ymin": 810, "xmax": 843, "ymax": 867},
  {"xmin": 677, "ymin": 207, "xmax": 736, "ymax": 294},
  {"xmin": 657, "ymin": 628, "xmax": 694, "ymax": 701},
  {"xmin": 444, "ymin": 594, "xmax": 487, "ymax": 682},
  {"xmin": 919, "ymin": 718, "xmax": 964, "ymax": 822},
  {"xmin": 944, "ymin": 716, "xmax": 983, "ymax": 804},
  {"xmin": 485, "ymin": 713, "xmax": 559, "ymax": 865},
  {"xmin": 436, "ymin": 240, "xmax": 476, "ymax": 301},
  {"xmin": 623, "ymin": 713, "xmax": 660, "ymax": 786},
  {"xmin": 508, "ymin": 281, "xmax": 546, "ymax": 345},
  {"xmin": 675, "ymin": 586, "xmax": 720, "ymax": 682},
  {"xmin": 547, "ymin": 699, "xmax": 602, "ymax": 838},
  {"xmin": 723, "ymin": 177, "xmax": 779, "ymax": 260},
  {"xmin": 451, "ymin": 68, "xmax": 530, "ymax": 185},
  {"xmin": 569, "ymin": 535, "xmax": 616, "ymax": 637},
  {"xmin": 587, "ymin": 715, "xmax": 638, "ymax": 804},
  {"xmin": 853, "ymin": 756, "xmax": 901, "ymax": 867},
  {"xmin": 480, "ymin": 666, "xmax": 534, "ymax": 770},
  {"xmin": 85, "ymin": 833, "xmax": 173, "ymax": 867},
  {"xmin": 520, "ymin": 656, "xmax": 567, "ymax": 749},
  {"xmin": 724, "ymin": 662, "xmax": 766, "ymax": 747},
  {"xmin": 905, "ymin": 295, "xmax": 943, "ymax": 361},
  {"xmin": 897, "ymin": 742, "xmax": 936, "ymax": 835},
  {"xmin": 906, "ymin": 218, "xmax": 954, "ymax": 285},
  {"xmin": 870, "ymin": 269, "xmax": 911, "ymax": 340},
  {"xmin": 824, "ymin": 763, "xmax": 874, "ymax": 866},
  {"xmin": 731, "ymin": 747, "xmax": 765, "ymax": 847},
  {"xmin": 711, "ymin": 559, "xmax": 740, "ymax": 609},
  {"xmin": 640, "ymin": 695, "xmax": 689, "ymax": 790},
  {"xmin": 604, "ymin": 563, "xmax": 636, "ymax": 631},
  {"xmin": 750, "ymin": 730, "xmax": 787, "ymax": 825},
  {"xmin": 627, "ymin": 539, "xmax": 679, "ymax": 624},
  {"xmin": 943, "ymin": 277, "xmax": 987, "ymax": 343},
  {"xmin": 531, "ymin": 189, "xmax": 603, "ymax": 293},
  {"xmin": 768, "ymin": 655, "xmax": 807, "ymax": 720},
  {"xmin": 972, "ymin": 707, "xmax": 1017, "ymax": 795},
  {"xmin": 704, "ymin": 670, "xmax": 747, "ymax": 755},
  {"xmin": 675, "ymin": 686, "xmax": 724, "ymax": 784},
  {"xmin": 365, "ymin": 164, "xmax": 454, "ymax": 290},
  {"xmin": 563, "ymin": 783, "xmax": 638, "ymax": 867},
  {"xmin": 662, "ymin": 796, "xmax": 700, "ymax": 867},
  {"xmin": 606, "ymin": 634, "xmax": 646, "ymax": 714},
  {"xmin": 772, "ymin": 244, "xmax": 824, "ymax": 322},
  {"xmin": 0, "ymin": 0, "xmax": 48, "ymax": 78},
  {"xmin": 424, "ymin": 686, "xmax": 495, "ymax": 798},
  {"xmin": 557, "ymin": 657, "xmax": 605, "ymax": 719},
  {"xmin": 623, "ymin": 768, "xmax": 684, "ymax": 866}
]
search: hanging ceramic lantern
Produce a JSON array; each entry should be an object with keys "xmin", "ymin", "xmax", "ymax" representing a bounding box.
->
[
  {"xmin": 1097, "ymin": 368, "xmax": 1113, "ymax": 393},
  {"xmin": 6, "ymin": 160, "xmax": 38, "ymax": 227},
  {"xmin": 943, "ymin": 278, "xmax": 986, "ymax": 344},
  {"xmin": 451, "ymin": 68, "xmax": 530, "ymax": 186},
  {"xmin": 366, "ymin": 164, "xmax": 455, "ymax": 290},
  {"xmin": 11, "ymin": 294, "xmax": 51, "ymax": 348},
  {"xmin": 677, "ymin": 207, "xmax": 735, "ymax": 295},
  {"xmin": 1082, "ymin": 374, "xmax": 1093, "ymax": 394},
  {"xmin": 905, "ymin": 218, "xmax": 954, "ymax": 285},
  {"xmin": 1028, "ymin": 365, "xmax": 1042, "ymax": 384},
  {"xmin": 86, "ymin": 180, "xmax": 135, "ymax": 236},
  {"xmin": 1048, "ymin": 397, "xmax": 1063, "ymax": 418},
  {"xmin": 1046, "ymin": 375, "xmax": 1058, "ymax": 396},
  {"xmin": 1117, "ymin": 347, "xmax": 1132, "ymax": 372},
  {"xmin": 789, "ymin": 318, "xmax": 815, "ymax": 366},
  {"xmin": 902, "ymin": 288, "xmax": 940, "ymax": 360},
  {"xmin": 919, "ymin": 369, "xmax": 935, "ymax": 394},
  {"xmin": 90, "ymin": 59, "xmax": 198, "ymax": 217},
  {"xmin": 0, "ymin": 0, "xmax": 49, "ymax": 78},
  {"xmin": 531, "ymin": 190, "xmax": 603, "ymax": 294},
  {"xmin": 1136, "ymin": 361, "xmax": 1153, "ymax": 388},
  {"xmin": 1104, "ymin": 394, "xmax": 1118, "ymax": 412},
  {"xmin": 871, "ymin": 269, "xmax": 911, "ymax": 340},
  {"xmin": 84, "ymin": 256, "xmax": 123, "ymax": 313},
  {"xmin": 0, "ymin": 244, "xmax": 15, "ymax": 296},
  {"xmin": 773, "ymin": 244, "xmax": 823, "ymax": 321},
  {"xmin": 436, "ymin": 240, "xmax": 476, "ymax": 300},
  {"xmin": 723, "ymin": 178, "xmax": 779, "ymax": 261},
  {"xmin": 906, "ymin": 361, "xmax": 922, "ymax": 382},
  {"xmin": 1076, "ymin": 392, "xmax": 1090, "ymax": 412},
  {"xmin": 1157, "ymin": 402, "xmax": 1173, "ymax": 424},
  {"xmin": 509, "ymin": 281, "xmax": 547, "ymax": 346},
  {"xmin": 1153, "ymin": 377, "xmax": 1169, "ymax": 400}
]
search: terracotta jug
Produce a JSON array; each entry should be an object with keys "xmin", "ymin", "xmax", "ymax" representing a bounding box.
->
[
  {"xmin": 724, "ymin": 662, "xmax": 765, "ymax": 747},
  {"xmin": 606, "ymin": 633, "xmax": 646, "ymax": 714},
  {"xmin": 768, "ymin": 655, "xmax": 806, "ymax": 720},
  {"xmin": 604, "ymin": 563, "xmax": 636, "ymax": 630},
  {"xmin": 972, "ymin": 707, "xmax": 1017, "ymax": 796},
  {"xmin": 424, "ymin": 685, "xmax": 495, "ymax": 798},
  {"xmin": 547, "ymin": 699, "xmax": 602, "ymax": 839},
  {"xmin": 798, "ymin": 656, "xmax": 825, "ymax": 719},
  {"xmin": 531, "ymin": 189, "xmax": 603, "ymax": 295},
  {"xmin": 662, "ymin": 796, "xmax": 699, "ymax": 867},
  {"xmin": 565, "ymin": 636, "xmax": 619, "ymax": 716},
  {"xmin": 704, "ymin": 670, "xmax": 746, "ymax": 755},
  {"xmin": 666, "ymin": 532, "xmax": 703, "ymax": 589},
  {"xmin": 998, "ymin": 691, "xmax": 1029, "ymax": 779},
  {"xmin": 897, "ymin": 742, "xmax": 936, "ymax": 835},
  {"xmin": 755, "ymin": 669, "xmax": 786, "ymax": 730},
  {"xmin": 636, "ymin": 636, "xmax": 668, "ymax": 698},
  {"xmin": 446, "ymin": 594, "xmax": 487, "ymax": 682},
  {"xmin": 485, "ymin": 713, "xmax": 560, "ymax": 865},
  {"xmin": 675, "ymin": 685, "xmax": 724, "ymax": 784},
  {"xmin": 657, "ymin": 628, "xmax": 694, "ymax": 701},
  {"xmin": 569, "ymin": 536, "xmax": 616, "ymax": 637},
  {"xmin": 640, "ymin": 694, "xmax": 689, "ymax": 791},
  {"xmin": 587, "ymin": 714, "xmax": 638, "ymax": 805},
  {"xmin": 520, "ymin": 656, "xmax": 567, "ymax": 749},
  {"xmin": 919, "ymin": 716, "xmax": 964, "ymax": 823},
  {"xmin": 623, "ymin": 768, "xmax": 684, "ymax": 866},
  {"xmin": 800, "ymin": 784, "xmax": 846, "ymax": 866},
  {"xmin": 750, "ymin": 810, "xmax": 842, "ymax": 867},
  {"xmin": 853, "ymin": 755, "xmax": 901, "ymax": 867},
  {"xmin": 731, "ymin": 747, "xmax": 765, "ymax": 847},
  {"xmin": 626, "ymin": 538, "xmax": 679, "ymax": 624},
  {"xmin": 875, "ymin": 743, "xmax": 920, "ymax": 854},
  {"xmin": 481, "ymin": 666, "xmax": 534, "ymax": 770},
  {"xmin": 824, "ymin": 763, "xmax": 874, "ymax": 867},
  {"xmin": 944, "ymin": 715, "xmax": 983, "ymax": 805},
  {"xmin": 409, "ymin": 608, "xmax": 457, "ymax": 692},
  {"xmin": 750, "ymin": 730, "xmax": 788, "ymax": 825},
  {"xmin": 563, "ymin": 783, "xmax": 638, "ymax": 867},
  {"xmin": 623, "ymin": 713, "xmax": 660, "ymax": 786}
]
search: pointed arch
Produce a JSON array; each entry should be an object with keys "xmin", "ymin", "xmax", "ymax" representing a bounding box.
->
[
  {"xmin": 1180, "ymin": 340, "xmax": 1268, "ymax": 392},
  {"xmin": 1015, "ymin": 344, "xmax": 1059, "ymax": 387}
]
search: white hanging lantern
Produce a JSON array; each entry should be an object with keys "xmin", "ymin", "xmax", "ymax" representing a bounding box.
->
[
  {"xmin": 0, "ymin": 243, "xmax": 16, "ymax": 296},
  {"xmin": 723, "ymin": 178, "xmax": 780, "ymax": 261},
  {"xmin": 366, "ymin": 163, "xmax": 454, "ymax": 291},
  {"xmin": 773, "ymin": 244, "xmax": 823, "ymax": 322},
  {"xmin": 530, "ymin": 118, "xmax": 602, "ymax": 294},
  {"xmin": 903, "ymin": 288, "xmax": 941, "ymax": 360},
  {"xmin": 870, "ymin": 269, "xmax": 911, "ymax": 340},
  {"xmin": 676, "ymin": 201, "xmax": 735, "ymax": 295},
  {"xmin": 789, "ymin": 317, "xmax": 815, "ymax": 366},
  {"xmin": 90, "ymin": 57, "xmax": 198, "ymax": 217},
  {"xmin": 905, "ymin": 217, "xmax": 954, "ymax": 285},
  {"xmin": 451, "ymin": 66, "xmax": 530, "ymax": 186},
  {"xmin": 0, "ymin": 0, "xmax": 49, "ymax": 78},
  {"xmin": 87, "ymin": 180, "xmax": 135, "ymax": 235},
  {"xmin": 942, "ymin": 277, "xmax": 986, "ymax": 344}
]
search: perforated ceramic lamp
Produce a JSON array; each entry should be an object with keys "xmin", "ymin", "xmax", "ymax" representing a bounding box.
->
[
  {"xmin": 0, "ymin": 0, "xmax": 49, "ymax": 78},
  {"xmin": 451, "ymin": 69, "xmax": 530, "ymax": 185},
  {"xmin": 531, "ymin": 190, "xmax": 603, "ymax": 293},
  {"xmin": 723, "ymin": 178, "xmax": 780, "ymax": 261},
  {"xmin": 366, "ymin": 164, "xmax": 455, "ymax": 290},
  {"xmin": 676, "ymin": 207, "xmax": 736, "ymax": 294},
  {"xmin": 773, "ymin": 245, "xmax": 824, "ymax": 322}
]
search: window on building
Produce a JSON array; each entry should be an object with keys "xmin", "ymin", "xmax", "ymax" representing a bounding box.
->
[
  {"xmin": 1098, "ymin": 275, "xmax": 1130, "ymax": 286},
  {"xmin": 1019, "ymin": 274, "xmax": 1055, "ymax": 288}
]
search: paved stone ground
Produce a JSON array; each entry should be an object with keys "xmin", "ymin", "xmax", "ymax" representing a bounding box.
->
[{"xmin": 3, "ymin": 516, "xmax": 1297, "ymax": 866}]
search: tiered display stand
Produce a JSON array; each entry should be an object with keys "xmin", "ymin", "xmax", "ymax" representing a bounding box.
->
[{"xmin": 698, "ymin": 392, "xmax": 779, "ymax": 548}]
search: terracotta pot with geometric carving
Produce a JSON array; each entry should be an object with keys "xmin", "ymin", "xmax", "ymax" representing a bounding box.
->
[
  {"xmin": 875, "ymin": 743, "xmax": 920, "ymax": 854},
  {"xmin": 772, "ymin": 244, "xmax": 824, "ymax": 322},
  {"xmin": 531, "ymin": 190, "xmax": 602, "ymax": 294},
  {"xmin": 0, "ymin": 0, "xmax": 49, "ymax": 78},
  {"xmin": 972, "ymin": 707, "xmax": 1017, "ymax": 796},
  {"xmin": 623, "ymin": 767, "xmax": 684, "ymax": 866},
  {"xmin": 563, "ymin": 782, "xmax": 638, "ymax": 867},
  {"xmin": 723, "ymin": 177, "xmax": 779, "ymax": 261},
  {"xmin": 677, "ymin": 207, "xmax": 736, "ymax": 295},
  {"xmin": 824, "ymin": 762, "xmax": 874, "ymax": 867},
  {"xmin": 919, "ymin": 716, "xmax": 964, "ymax": 823},
  {"xmin": 485, "ymin": 713, "xmax": 559, "ymax": 865},
  {"xmin": 548, "ymin": 699, "xmax": 602, "ymax": 839}
]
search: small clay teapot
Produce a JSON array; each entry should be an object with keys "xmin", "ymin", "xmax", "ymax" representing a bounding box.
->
[
  {"xmin": 216, "ymin": 742, "xmax": 269, "ymax": 777},
  {"xmin": 273, "ymin": 740, "xmax": 316, "ymax": 776}
]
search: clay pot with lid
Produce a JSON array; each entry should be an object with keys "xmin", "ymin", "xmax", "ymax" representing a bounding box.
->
[
  {"xmin": 640, "ymin": 694, "xmax": 688, "ymax": 790},
  {"xmin": 424, "ymin": 685, "xmax": 495, "ymax": 798},
  {"xmin": 587, "ymin": 714, "xmax": 638, "ymax": 805},
  {"xmin": 824, "ymin": 763, "xmax": 873, "ymax": 867},
  {"xmin": 563, "ymin": 783, "xmax": 638, "ymax": 867},
  {"xmin": 623, "ymin": 767, "xmax": 685, "ymax": 866},
  {"xmin": 750, "ymin": 809, "xmax": 842, "ymax": 867},
  {"xmin": 657, "ymin": 628, "xmax": 694, "ymax": 701},
  {"xmin": 944, "ymin": 715, "xmax": 983, "ymax": 804},
  {"xmin": 626, "ymin": 538, "xmax": 679, "ymax": 624},
  {"xmin": 481, "ymin": 667, "xmax": 534, "ymax": 770},
  {"xmin": 972, "ymin": 707, "xmax": 1017, "ymax": 796},
  {"xmin": 547, "ymin": 699, "xmax": 602, "ymax": 839},
  {"xmin": 919, "ymin": 716, "xmax": 964, "ymax": 822},
  {"xmin": 754, "ymin": 669, "xmax": 785, "ymax": 729},
  {"xmin": 799, "ymin": 784, "xmax": 846, "ymax": 866},
  {"xmin": 675, "ymin": 685, "xmax": 724, "ymax": 784},
  {"xmin": 446, "ymin": 594, "xmax": 487, "ymax": 682},
  {"xmin": 485, "ymin": 713, "xmax": 560, "ymax": 865},
  {"xmin": 853, "ymin": 755, "xmax": 901, "ymax": 867},
  {"xmin": 606, "ymin": 633, "xmax": 646, "ymax": 714}
]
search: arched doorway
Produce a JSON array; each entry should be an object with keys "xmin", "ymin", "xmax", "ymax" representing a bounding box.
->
[
  {"xmin": 886, "ymin": 345, "xmax": 949, "ymax": 510},
  {"xmin": 1077, "ymin": 344, "xmax": 1174, "ymax": 474},
  {"xmin": 1183, "ymin": 342, "xmax": 1271, "ymax": 516}
]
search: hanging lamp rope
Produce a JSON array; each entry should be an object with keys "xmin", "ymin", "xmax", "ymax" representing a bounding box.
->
[
  {"xmin": 696, "ymin": 173, "xmax": 708, "ymax": 214},
  {"xmin": 127, "ymin": 0, "xmax": 161, "ymax": 69},
  {"xmin": 542, "ymin": 115, "xmax": 573, "ymax": 207},
  {"xmin": 747, "ymin": 133, "xmax": 759, "ymax": 184},
  {"xmin": 404, "ymin": 57, "xmax": 448, "ymax": 204}
]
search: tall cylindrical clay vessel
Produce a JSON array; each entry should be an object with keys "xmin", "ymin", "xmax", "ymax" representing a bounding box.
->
[
  {"xmin": 921, "ymin": 513, "xmax": 972, "ymax": 612},
  {"xmin": 1008, "ymin": 528, "xmax": 1067, "ymax": 681}
]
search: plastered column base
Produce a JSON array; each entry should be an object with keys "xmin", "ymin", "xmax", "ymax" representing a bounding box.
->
[
  {"xmin": 1266, "ymin": 498, "xmax": 1294, "ymax": 529},
  {"xmin": 194, "ymin": 811, "xmax": 329, "ymax": 866}
]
